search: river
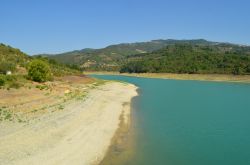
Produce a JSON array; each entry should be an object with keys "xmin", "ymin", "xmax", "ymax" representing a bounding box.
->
[{"xmin": 91, "ymin": 75, "xmax": 250, "ymax": 165}]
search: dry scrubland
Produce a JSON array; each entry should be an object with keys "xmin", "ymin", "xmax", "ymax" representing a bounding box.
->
[
  {"xmin": 0, "ymin": 75, "xmax": 94, "ymax": 123},
  {"xmin": 0, "ymin": 75, "xmax": 137, "ymax": 165}
]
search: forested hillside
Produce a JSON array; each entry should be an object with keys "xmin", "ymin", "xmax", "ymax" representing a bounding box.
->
[
  {"xmin": 41, "ymin": 39, "xmax": 216, "ymax": 71},
  {"xmin": 38, "ymin": 39, "xmax": 250, "ymax": 75},
  {"xmin": 120, "ymin": 43, "xmax": 250, "ymax": 75}
]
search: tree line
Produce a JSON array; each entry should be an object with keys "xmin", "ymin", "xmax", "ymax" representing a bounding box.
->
[{"xmin": 120, "ymin": 44, "xmax": 250, "ymax": 75}]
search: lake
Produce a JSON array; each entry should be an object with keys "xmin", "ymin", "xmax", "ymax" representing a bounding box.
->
[{"xmin": 91, "ymin": 75, "xmax": 250, "ymax": 165}]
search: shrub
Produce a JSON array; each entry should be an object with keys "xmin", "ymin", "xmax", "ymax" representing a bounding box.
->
[
  {"xmin": 28, "ymin": 60, "xmax": 52, "ymax": 82},
  {"xmin": 232, "ymin": 65, "xmax": 243, "ymax": 75},
  {"xmin": 0, "ymin": 62, "xmax": 16, "ymax": 73},
  {"xmin": 5, "ymin": 75, "xmax": 17, "ymax": 81},
  {"xmin": 0, "ymin": 75, "xmax": 5, "ymax": 86},
  {"xmin": 35, "ymin": 84, "xmax": 49, "ymax": 90},
  {"xmin": 8, "ymin": 81, "xmax": 22, "ymax": 89},
  {"xmin": 246, "ymin": 65, "xmax": 250, "ymax": 74}
]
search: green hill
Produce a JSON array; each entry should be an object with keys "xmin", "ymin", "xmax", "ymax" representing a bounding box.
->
[
  {"xmin": 41, "ymin": 39, "xmax": 217, "ymax": 71},
  {"xmin": 37, "ymin": 39, "xmax": 250, "ymax": 75},
  {"xmin": 0, "ymin": 43, "xmax": 80, "ymax": 76},
  {"xmin": 0, "ymin": 43, "xmax": 31, "ymax": 74},
  {"xmin": 120, "ymin": 43, "xmax": 250, "ymax": 75},
  {"xmin": 0, "ymin": 44, "xmax": 30, "ymax": 62}
]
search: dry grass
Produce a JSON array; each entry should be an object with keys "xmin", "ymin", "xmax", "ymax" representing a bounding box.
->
[{"xmin": 0, "ymin": 75, "xmax": 95, "ymax": 122}]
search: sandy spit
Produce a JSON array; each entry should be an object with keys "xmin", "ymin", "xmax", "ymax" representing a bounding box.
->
[
  {"xmin": 84, "ymin": 71, "xmax": 250, "ymax": 84},
  {"xmin": 0, "ymin": 82, "xmax": 138, "ymax": 165}
]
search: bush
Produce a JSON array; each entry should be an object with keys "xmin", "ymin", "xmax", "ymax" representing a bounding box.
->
[
  {"xmin": 28, "ymin": 60, "xmax": 52, "ymax": 82},
  {"xmin": 0, "ymin": 62, "xmax": 16, "ymax": 73},
  {"xmin": 232, "ymin": 65, "xmax": 243, "ymax": 75},
  {"xmin": 5, "ymin": 75, "xmax": 17, "ymax": 81},
  {"xmin": 0, "ymin": 75, "xmax": 6, "ymax": 86},
  {"xmin": 246, "ymin": 65, "xmax": 250, "ymax": 74},
  {"xmin": 0, "ymin": 75, "xmax": 25, "ymax": 88},
  {"xmin": 8, "ymin": 81, "xmax": 22, "ymax": 89}
]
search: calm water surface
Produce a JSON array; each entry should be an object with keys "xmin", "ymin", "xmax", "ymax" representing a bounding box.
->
[{"xmin": 92, "ymin": 75, "xmax": 250, "ymax": 165}]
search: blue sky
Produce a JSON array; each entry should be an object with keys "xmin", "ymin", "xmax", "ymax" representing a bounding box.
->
[{"xmin": 1, "ymin": 0, "xmax": 250, "ymax": 54}]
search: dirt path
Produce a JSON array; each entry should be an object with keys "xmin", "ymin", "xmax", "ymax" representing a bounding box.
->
[{"xmin": 0, "ymin": 82, "xmax": 138, "ymax": 165}]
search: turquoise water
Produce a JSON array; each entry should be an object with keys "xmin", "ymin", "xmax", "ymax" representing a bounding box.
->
[{"xmin": 92, "ymin": 75, "xmax": 250, "ymax": 165}]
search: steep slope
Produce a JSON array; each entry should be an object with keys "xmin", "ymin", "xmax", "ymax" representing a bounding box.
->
[
  {"xmin": 0, "ymin": 44, "xmax": 30, "ymax": 63},
  {"xmin": 0, "ymin": 43, "xmax": 79, "ymax": 76},
  {"xmin": 0, "ymin": 43, "xmax": 31, "ymax": 73}
]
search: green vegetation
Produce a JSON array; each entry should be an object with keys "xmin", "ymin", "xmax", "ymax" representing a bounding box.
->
[
  {"xmin": 58, "ymin": 104, "xmax": 64, "ymax": 110},
  {"xmin": 41, "ymin": 39, "xmax": 214, "ymax": 71},
  {"xmin": 0, "ymin": 107, "xmax": 13, "ymax": 121},
  {"xmin": 0, "ymin": 75, "xmax": 5, "ymax": 86},
  {"xmin": 120, "ymin": 44, "xmax": 250, "ymax": 75},
  {"xmin": 41, "ymin": 39, "xmax": 250, "ymax": 75},
  {"xmin": 34, "ymin": 56, "xmax": 81, "ymax": 76},
  {"xmin": 28, "ymin": 60, "xmax": 52, "ymax": 82},
  {"xmin": 0, "ymin": 43, "xmax": 30, "ymax": 71},
  {"xmin": 0, "ymin": 75, "xmax": 25, "ymax": 89},
  {"xmin": 35, "ymin": 84, "xmax": 50, "ymax": 90},
  {"xmin": 0, "ymin": 43, "xmax": 81, "ymax": 88},
  {"xmin": 0, "ymin": 107, "xmax": 25, "ymax": 122},
  {"xmin": 0, "ymin": 62, "xmax": 16, "ymax": 73}
]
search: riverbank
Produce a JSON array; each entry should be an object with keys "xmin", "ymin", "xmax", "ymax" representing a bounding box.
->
[
  {"xmin": 99, "ymin": 102, "xmax": 137, "ymax": 165},
  {"xmin": 0, "ymin": 79, "xmax": 137, "ymax": 165},
  {"xmin": 84, "ymin": 72, "xmax": 250, "ymax": 84}
]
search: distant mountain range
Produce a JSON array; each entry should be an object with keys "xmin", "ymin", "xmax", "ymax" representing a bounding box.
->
[
  {"xmin": 37, "ymin": 39, "xmax": 215, "ymax": 67},
  {"xmin": 37, "ymin": 39, "xmax": 250, "ymax": 74}
]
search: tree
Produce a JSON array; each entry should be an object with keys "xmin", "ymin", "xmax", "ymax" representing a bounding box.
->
[
  {"xmin": 232, "ymin": 65, "xmax": 243, "ymax": 75},
  {"xmin": 246, "ymin": 64, "xmax": 250, "ymax": 74},
  {"xmin": 119, "ymin": 44, "xmax": 250, "ymax": 75},
  {"xmin": 28, "ymin": 60, "xmax": 52, "ymax": 82},
  {"xmin": 0, "ymin": 75, "xmax": 5, "ymax": 86}
]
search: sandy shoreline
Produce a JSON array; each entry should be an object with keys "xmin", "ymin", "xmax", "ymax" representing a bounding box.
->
[
  {"xmin": 85, "ymin": 71, "xmax": 250, "ymax": 84},
  {"xmin": 0, "ymin": 82, "xmax": 138, "ymax": 165},
  {"xmin": 99, "ymin": 101, "xmax": 137, "ymax": 165}
]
